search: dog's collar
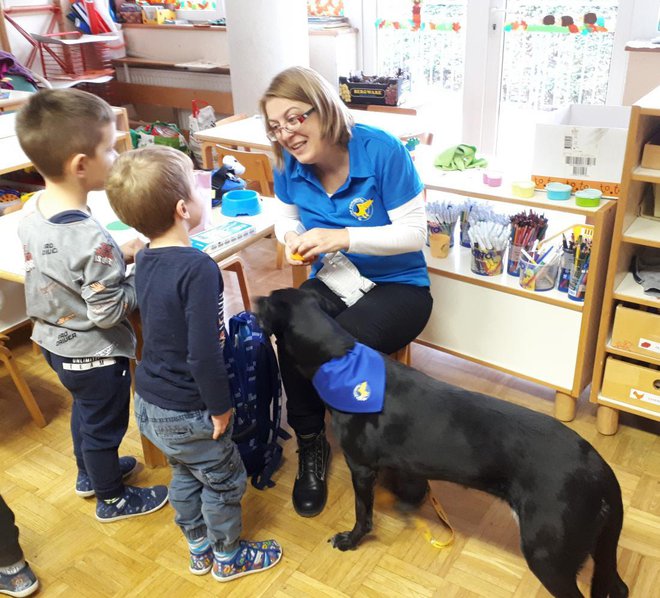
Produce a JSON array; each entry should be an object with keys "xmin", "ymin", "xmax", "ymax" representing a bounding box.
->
[{"xmin": 312, "ymin": 342, "xmax": 385, "ymax": 413}]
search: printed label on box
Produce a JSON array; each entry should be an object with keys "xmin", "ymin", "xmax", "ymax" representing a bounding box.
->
[
  {"xmin": 190, "ymin": 221, "xmax": 255, "ymax": 255},
  {"xmin": 629, "ymin": 388, "xmax": 660, "ymax": 406},
  {"xmin": 639, "ymin": 338, "xmax": 660, "ymax": 354}
]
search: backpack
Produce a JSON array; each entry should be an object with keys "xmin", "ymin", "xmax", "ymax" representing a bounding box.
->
[{"xmin": 223, "ymin": 311, "xmax": 290, "ymax": 489}]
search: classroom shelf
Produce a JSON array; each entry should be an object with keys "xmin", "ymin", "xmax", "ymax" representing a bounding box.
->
[
  {"xmin": 622, "ymin": 216, "xmax": 660, "ymax": 247},
  {"xmin": 612, "ymin": 272, "xmax": 660, "ymax": 308},
  {"xmin": 424, "ymin": 245, "xmax": 583, "ymax": 312},
  {"xmin": 631, "ymin": 165, "xmax": 660, "ymax": 184},
  {"xmin": 596, "ymin": 394, "xmax": 660, "ymax": 421},
  {"xmin": 590, "ymin": 86, "xmax": 660, "ymax": 434},
  {"xmin": 605, "ymin": 342, "xmax": 660, "ymax": 367}
]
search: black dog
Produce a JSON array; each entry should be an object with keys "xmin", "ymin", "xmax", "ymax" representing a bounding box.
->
[{"xmin": 256, "ymin": 288, "xmax": 628, "ymax": 598}]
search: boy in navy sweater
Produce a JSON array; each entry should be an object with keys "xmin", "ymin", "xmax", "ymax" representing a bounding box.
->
[
  {"xmin": 106, "ymin": 146, "xmax": 282, "ymax": 582},
  {"xmin": 15, "ymin": 89, "xmax": 168, "ymax": 523}
]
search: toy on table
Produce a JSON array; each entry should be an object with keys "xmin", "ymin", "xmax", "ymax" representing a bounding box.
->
[{"xmin": 211, "ymin": 155, "xmax": 246, "ymax": 207}]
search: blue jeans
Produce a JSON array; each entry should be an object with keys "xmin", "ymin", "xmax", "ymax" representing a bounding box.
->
[{"xmin": 134, "ymin": 394, "xmax": 247, "ymax": 553}]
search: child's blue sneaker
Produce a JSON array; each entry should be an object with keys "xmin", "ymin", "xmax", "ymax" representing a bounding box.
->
[
  {"xmin": 212, "ymin": 539, "xmax": 282, "ymax": 582},
  {"xmin": 0, "ymin": 562, "xmax": 39, "ymax": 597},
  {"xmin": 95, "ymin": 485, "xmax": 168, "ymax": 523},
  {"xmin": 76, "ymin": 456, "xmax": 139, "ymax": 497},
  {"xmin": 189, "ymin": 547, "xmax": 213, "ymax": 576}
]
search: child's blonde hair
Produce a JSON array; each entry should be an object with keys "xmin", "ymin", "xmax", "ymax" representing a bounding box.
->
[
  {"xmin": 106, "ymin": 146, "xmax": 194, "ymax": 239},
  {"xmin": 16, "ymin": 89, "xmax": 115, "ymax": 179},
  {"xmin": 259, "ymin": 66, "xmax": 354, "ymax": 169}
]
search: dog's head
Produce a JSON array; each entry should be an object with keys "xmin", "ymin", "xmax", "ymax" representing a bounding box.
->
[{"xmin": 255, "ymin": 288, "xmax": 355, "ymax": 370}]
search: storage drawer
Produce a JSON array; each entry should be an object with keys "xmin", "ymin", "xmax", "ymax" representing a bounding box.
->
[
  {"xmin": 610, "ymin": 305, "xmax": 660, "ymax": 360},
  {"xmin": 602, "ymin": 357, "xmax": 660, "ymax": 412}
]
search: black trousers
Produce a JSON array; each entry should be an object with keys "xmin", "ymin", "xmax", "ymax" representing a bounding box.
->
[
  {"xmin": 278, "ymin": 278, "xmax": 433, "ymax": 436},
  {"xmin": 42, "ymin": 351, "xmax": 131, "ymax": 500},
  {"xmin": 0, "ymin": 495, "xmax": 23, "ymax": 567}
]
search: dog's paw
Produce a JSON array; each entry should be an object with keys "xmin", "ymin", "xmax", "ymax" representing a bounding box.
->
[{"xmin": 329, "ymin": 531, "xmax": 358, "ymax": 551}]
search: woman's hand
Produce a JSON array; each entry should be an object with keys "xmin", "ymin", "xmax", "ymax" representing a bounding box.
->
[
  {"xmin": 295, "ymin": 228, "xmax": 350, "ymax": 260},
  {"xmin": 283, "ymin": 231, "xmax": 313, "ymax": 266}
]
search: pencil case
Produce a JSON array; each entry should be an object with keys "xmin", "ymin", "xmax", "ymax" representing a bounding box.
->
[
  {"xmin": 575, "ymin": 188, "xmax": 602, "ymax": 207},
  {"xmin": 518, "ymin": 254, "xmax": 559, "ymax": 292},
  {"xmin": 545, "ymin": 182, "xmax": 572, "ymax": 201},
  {"xmin": 511, "ymin": 181, "xmax": 535, "ymax": 198}
]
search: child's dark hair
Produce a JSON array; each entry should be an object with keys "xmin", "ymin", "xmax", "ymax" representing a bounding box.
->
[
  {"xmin": 106, "ymin": 146, "xmax": 194, "ymax": 239},
  {"xmin": 15, "ymin": 89, "xmax": 115, "ymax": 179}
]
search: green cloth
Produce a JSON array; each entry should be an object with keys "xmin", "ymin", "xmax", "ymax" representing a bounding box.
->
[{"xmin": 434, "ymin": 144, "xmax": 488, "ymax": 171}]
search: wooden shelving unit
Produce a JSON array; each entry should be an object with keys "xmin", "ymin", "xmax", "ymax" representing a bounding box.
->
[
  {"xmin": 590, "ymin": 86, "xmax": 660, "ymax": 434},
  {"xmin": 413, "ymin": 147, "xmax": 617, "ymax": 421}
]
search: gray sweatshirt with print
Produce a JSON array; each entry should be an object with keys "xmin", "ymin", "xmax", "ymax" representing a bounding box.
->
[{"xmin": 18, "ymin": 206, "xmax": 137, "ymax": 359}]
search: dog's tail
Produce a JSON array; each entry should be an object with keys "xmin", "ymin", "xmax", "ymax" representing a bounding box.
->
[{"xmin": 590, "ymin": 478, "xmax": 628, "ymax": 598}]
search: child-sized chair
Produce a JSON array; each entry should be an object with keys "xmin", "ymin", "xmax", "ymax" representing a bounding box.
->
[{"xmin": 0, "ymin": 334, "xmax": 46, "ymax": 427}]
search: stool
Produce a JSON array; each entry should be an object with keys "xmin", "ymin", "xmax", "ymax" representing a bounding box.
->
[
  {"xmin": 390, "ymin": 343, "xmax": 412, "ymax": 366},
  {"xmin": 0, "ymin": 334, "xmax": 46, "ymax": 427},
  {"xmin": 219, "ymin": 255, "xmax": 251, "ymax": 311}
]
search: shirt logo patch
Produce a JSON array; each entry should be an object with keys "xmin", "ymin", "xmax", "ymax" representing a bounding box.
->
[
  {"xmin": 349, "ymin": 198, "xmax": 374, "ymax": 221},
  {"xmin": 94, "ymin": 243, "xmax": 115, "ymax": 267},
  {"xmin": 353, "ymin": 381, "xmax": 371, "ymax": 402}
]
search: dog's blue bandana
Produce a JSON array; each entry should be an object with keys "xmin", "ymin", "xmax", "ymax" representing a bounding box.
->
[{"xmin": 312, "ymin": 342, "xmax": 385, "ymax": 413}]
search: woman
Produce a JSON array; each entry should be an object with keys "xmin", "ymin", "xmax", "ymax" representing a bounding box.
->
[{"xmin": 259, "ymin": 66, "xmax": 433, "ymax": 517}]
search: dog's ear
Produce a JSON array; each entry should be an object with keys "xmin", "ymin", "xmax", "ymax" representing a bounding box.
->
[{"xmin": 254, "ymin": 295, "xmax": 278, "ymax": 337}]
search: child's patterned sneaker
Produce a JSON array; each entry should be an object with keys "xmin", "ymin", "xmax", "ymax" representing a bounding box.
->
[
  {"xmin": 212, "ymin": 540, "xmax": 282, "ymax": 582},
  {"xmin": 76, "ymin": 456, "xmax": 139, "ymax": 497},
  {"xmin": 96, "ymin": 485, "xmax": 168, "ymax": 522},
  {"xmin": 189, "ymin": 547, "xmax": 213, "ymax": 576},
  {"xmin": 0, "ymin": 562, "xmax": 39, "ymax": 597}
]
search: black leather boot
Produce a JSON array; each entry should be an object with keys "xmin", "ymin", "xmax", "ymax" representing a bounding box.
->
[{"xmin": 292, "ymin": 430, "xmax": 330, "ymax": 517}]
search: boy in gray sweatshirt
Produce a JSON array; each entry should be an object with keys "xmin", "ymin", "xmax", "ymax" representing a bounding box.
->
[{"xmin": 15, "ymin": 89, "xmax": 168, "ymax": 523}]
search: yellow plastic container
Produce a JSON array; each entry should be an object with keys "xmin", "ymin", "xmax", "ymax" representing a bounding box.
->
[{"xmin": 512, "ymin": 181, "xmax": 535, "ymax": 198}]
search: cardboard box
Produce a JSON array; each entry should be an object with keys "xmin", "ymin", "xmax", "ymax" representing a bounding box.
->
[
  {"xmin": 610, "ymin": 305, "xmax": 660, "ymax": 360},
  {"xmin": 190, "ymin": 220, "xmax": 255, "ymax": 255},
  {"xmin": 641, "ymin": 130, "xmax": 660, "ymax": 170},
  {"xmin": 338, "ymin": 75, "xmax": 409, "ymax": 106},
  {"xmin": 532, "ymin": 105, "xmax": 631, "ymax": 197},
  {"xmin": 601, "ymin": 357, "xmax": 660, "ymax": 413},
  {"xmin": 142, "ymin": 6, "xmax": 176, "ymax": 24}
]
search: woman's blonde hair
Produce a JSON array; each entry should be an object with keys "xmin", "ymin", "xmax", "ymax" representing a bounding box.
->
[{"xmin": 259, "ymin": 66, "xmax": 354, "ymax": 169}]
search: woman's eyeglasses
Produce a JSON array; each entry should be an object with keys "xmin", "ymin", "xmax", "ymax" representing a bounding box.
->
[{"xmin": 266, "ymin": 107, "xmax": 316, "ymax": 142}]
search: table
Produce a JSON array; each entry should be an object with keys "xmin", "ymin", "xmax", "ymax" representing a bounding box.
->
[
  {"xmin": 0, "ymin": 192, "xmax": 277, "ymax": 465},
  {"xmin": 0, "ymin": 90, "xmax": 33, "ymax": 113},
  {"xmin": 194, "ymin": 110, "xmax": 427, "ymax": 168}
]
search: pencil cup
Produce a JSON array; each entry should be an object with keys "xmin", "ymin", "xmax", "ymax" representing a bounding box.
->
[
  {"xmin": 459, "ymin": 220, "xmax": 471, "ymax": 248},
  {"xmin": 568, "ymin": 264, "xmax": 588, "ymax": 302},
  {"xmin": 429, "ymin": 232, "xmax": 451, "ymax": 258},
  {"xmin": 470, "ymin": 247, "xmax": 505, "ymax": 276},
  {"xmin": 427, "ymin": 221, "xmax": 456, "ymax": 248},
  {"xmin": 518, "ymin": 254, "xmax": 559, "ymax": 292},
  {"xmin": 557, "ymin": 250, "xmax": 574, "ymax": 293},
  {"xmin": 506, "ymin": 243, "xmax": 529, "ymax": 277}
]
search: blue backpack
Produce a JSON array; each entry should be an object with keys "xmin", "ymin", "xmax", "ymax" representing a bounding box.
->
[{"xmin": 223, "ymin": 311, "xmax": 290, "ymax": 489}]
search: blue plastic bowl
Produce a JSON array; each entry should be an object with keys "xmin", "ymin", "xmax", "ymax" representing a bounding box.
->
[
  {"xmin": 545, "ymin": 182, "xmax": 572, "ymax": 201},
  {"xmin": 221, "ymin": 189, "xmax": 262, "ymax": 217}
]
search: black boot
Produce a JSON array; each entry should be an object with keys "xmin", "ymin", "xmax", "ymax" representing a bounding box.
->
[{"xmin": 292, "ymin": 430, "xmax": 330, "ymax": 517}]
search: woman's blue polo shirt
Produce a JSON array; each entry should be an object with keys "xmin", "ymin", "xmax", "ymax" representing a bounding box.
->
[{"xmin": 273, "ymin": 123, "xmax": 429, "ymax": 287}]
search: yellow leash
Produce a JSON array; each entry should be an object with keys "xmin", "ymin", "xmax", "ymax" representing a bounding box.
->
[{"xmin": 414, "ymin": 483, "xmax": 455, "ymax": 549}]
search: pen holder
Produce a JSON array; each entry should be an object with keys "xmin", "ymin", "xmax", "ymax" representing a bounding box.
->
[
  {"xmin": 429, "ymin": 232, "xmax": 451, "ymax": 258},
  {"xmin": 427, "ymin": 221, "xmax": 456, "ymax": 248},
  {"xmin": 459, "ymin": 220, "xmax": 471, "ymax": 248},
  {"xmin": 557, "ymin": 249, "xmax": 574, "ymax": 292},
  {"xmin": 518, "ymin": 254, "xmax": 559, "ymax": 292},
  {"xmin": 568, "ymin": 263, "xmax": 589, "ymax": 302},
  {"xmin": 506, "ymin": 243, "xmax": 533, "ymax": 277},
  {"xmin": 470, "ymin": 247, "xmax": 505, "ymax": 276}
]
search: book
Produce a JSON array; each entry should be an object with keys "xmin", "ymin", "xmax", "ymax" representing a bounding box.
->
[{"xmin": 190, "ymin": 220, "xmax": 255, "ymax": 255}]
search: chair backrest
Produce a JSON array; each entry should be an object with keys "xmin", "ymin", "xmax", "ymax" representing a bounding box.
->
[
  {"xmin": 215, "ymin": 144, "xmax": 274, "ymax": 196},
  {"xmin": 367, "ymin": 105, "xmax": 417, "ymax": 116},
  {"xmin": 215, "ymin": 113, "xmax": 249, "ymax": 127}
]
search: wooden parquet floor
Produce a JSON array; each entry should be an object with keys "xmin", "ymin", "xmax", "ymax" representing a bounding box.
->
[{"xmin": 1, "ymin": 237, "xmax": 659, "ymax": 597}]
